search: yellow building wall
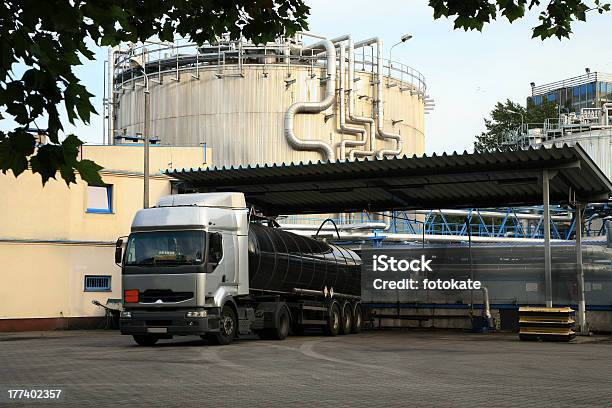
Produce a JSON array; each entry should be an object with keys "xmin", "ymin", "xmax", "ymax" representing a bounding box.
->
[
  {"xmin": 0, "ymin": 243, "xmax": 117, "ymax": 319},
  {"xmin": 0, "ymin": 145, "xmax": 210, "ymax": 324}
]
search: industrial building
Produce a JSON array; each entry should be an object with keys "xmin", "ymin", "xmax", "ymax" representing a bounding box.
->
[
  {"xmin": 531, "ymin": 71, "xmax": 612, "ymax": 112},
  {"xmin": 1, "ymin": 36, "xmax": 611, "ymax": 334},
  {"xmin": 515, "ymin": 72, "xmax": 612, "ymax": 181}
]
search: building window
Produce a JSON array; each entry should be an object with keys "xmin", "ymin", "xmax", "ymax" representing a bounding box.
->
[
  {"xmin": 533, "ymin": 95, "xmax": 542, "ymax": 105},
  {"xmin": 86, "ymin": 185, "xmax": 113, "ymax": 214},
  {"xmin": 84, "ymin": 275, "xmax": 112, "ymax": 292}
]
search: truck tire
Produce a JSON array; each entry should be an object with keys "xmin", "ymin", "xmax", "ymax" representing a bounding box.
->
[
  {"xmin": 206, "ymin": 305, "xmax": 236, "ymax": 345},
  {"xmin": 323, "ymin": 302, "xmax": 341, "ymax": 336},
  {"xmin": 133, "ymin": 335, "xmax": 159, "ymax": 346},
  {"xmin": 352, "ymin": 304, "xmax": 363, "ymax": 333},
  {"xmin": 340, "ymin": 302, "xmax": 353, "ymax": 335},
  {"xmin": 258, "ymin": 305, "xmax": 290, "ymax": 340}
]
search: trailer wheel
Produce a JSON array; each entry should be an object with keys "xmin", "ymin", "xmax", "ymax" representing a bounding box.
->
[
  {"xmin": 352, "ymin": 304, "xmax": 363, "ymax": 334},
  {"xmin": 206, "ymin": 305, "xmax": 236, "ymax": 345},
  {"xmin": 132, "ymin": 335, "xmax": 159, "ymax": 346},
  {"xmin": 323, "ymin": 302, "xmax": 341, "ymax": 336},
  {"xmin": 340, "ymin": 302, "xmax": 353, "ymax": 335}
]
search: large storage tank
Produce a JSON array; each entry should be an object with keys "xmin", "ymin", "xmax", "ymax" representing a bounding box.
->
[{"xmin": 108, "ymin": 34, "xmax": 428, "ymax": 167}]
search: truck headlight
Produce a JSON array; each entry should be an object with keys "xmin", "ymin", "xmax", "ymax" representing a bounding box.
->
[
  {"xmin": 120, "ymin": 311, "xmax": 132, "ymax": 319},
  {"xmin": 186, "ymin": 311, "xmax": 208, "ymax": 318}
]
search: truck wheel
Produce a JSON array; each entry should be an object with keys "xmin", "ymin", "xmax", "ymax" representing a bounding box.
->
[
  {"xmin": 133, "ymin": 335, "xmax": 159, "ymax": 346},
  {"xmin": 340, "ymin": 303, "xmax": 352, "ymax": 335},
  {"xmin": 352, "ymin": 304, "xmax": 363, "ymax": 333},
  {"xmin": 274, "ymin": 306, "xmax": 290, "ymax": 340},
  {"xmin": 323, "ymin": 303, "xmax": 341, "ymax": 336},
  {"xmin": 207, "ymin": 305, "xmax": 236, "ymax": 345},
  {"xmin": 258, "ymin": 306, "xmax": 290, "ymax": 340}
]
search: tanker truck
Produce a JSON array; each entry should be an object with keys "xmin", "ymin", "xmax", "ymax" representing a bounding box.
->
[{"xmin": 117, "ymin": 193, "xmax": 362, "ymax": 346}]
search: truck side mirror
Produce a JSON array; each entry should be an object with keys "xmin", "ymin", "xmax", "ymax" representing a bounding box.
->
[{"xmin": 115, "ymin": 238, "xmax": 123, "ymax": 265}]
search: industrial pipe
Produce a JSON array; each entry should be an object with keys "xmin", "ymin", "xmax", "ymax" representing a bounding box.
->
[
  {"xmin": 482, "ymin": 286, "xmax": 492, "ymax": 326},
  {"xmin": 283, "ymin": 230, "xmax": 567, "ymax": 244},
  {"xmin": 280, "ymin": 221, "xmax": 388, "ymax": 231},
  {"xmin": 338, "ymin": 43, "xmax": 368, "ymax": 161},
  {"xmin": 346, "ymin": 38, "xmax": 376, "ymax": 160},
  {"xmin": 375, "ymin": 39, "xmax": 402, "ymax": 158},
  {"xmin": 284, "ymin": 35, "xmax": 337, "ymax": 161},
  {"xmin": 601, "ymin": 103, "xmax": 612, "ymax": 126},
  {"xmin": 413, "ymin": 209, "xmax": 572, "ymax": 221}
]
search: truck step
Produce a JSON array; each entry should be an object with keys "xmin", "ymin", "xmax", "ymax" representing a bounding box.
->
[
  {"xmin": 301, "ymin": 319, "xmax": 327, "ymax": 325},
  {"xmin": 301, "ymin": 305, "xmax": 327, "ymax": 312}
]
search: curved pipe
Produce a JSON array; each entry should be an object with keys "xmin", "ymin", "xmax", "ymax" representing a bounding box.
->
[
  {"xmin": 338, "ymin": 43, "xmax": 368, "ymax": 161},
  {"xmin": 375, "ymin": 39, "xmax": 402, "ymax": 158},
  {"xmin": 284, "ymin": 37, "xmax": 336, "ymax": 162},
  {"xmin": 346, "ymin": 38, "xmax": 376, "ymax": 160},
  {"xmin": 314, "ymin": 218, "xmax": 341, "ymax": 240}
]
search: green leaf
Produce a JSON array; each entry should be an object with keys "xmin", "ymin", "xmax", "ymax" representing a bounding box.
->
[
  {"xmin": 0, "ymin": 0, "xmax": 310, "ymax": 187},
  {"xmin": 75, "ymin": 159, "xmax": 104, "ymax": 186}
]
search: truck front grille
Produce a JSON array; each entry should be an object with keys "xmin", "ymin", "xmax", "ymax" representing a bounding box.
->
[
  {"xmin": 145, "ymin": 320, "xmax": 173, "ymax": 326},
  {"xmin": 139, "ymin": 290, "xmax": 194, "ymax": 303}
]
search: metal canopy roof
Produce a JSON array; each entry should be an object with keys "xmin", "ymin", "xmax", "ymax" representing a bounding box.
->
[{"xmin": 168, "ymin": 145, "xmax": 612, "ymax": 215}]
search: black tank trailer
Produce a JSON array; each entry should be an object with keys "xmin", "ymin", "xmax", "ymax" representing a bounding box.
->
[{"xmin": 247, "ymin": 223, "xmax": 361, "ymax": 296}]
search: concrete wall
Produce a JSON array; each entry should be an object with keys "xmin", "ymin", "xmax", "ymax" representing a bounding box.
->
[{"xmin": 0, "ymin": 145, "xmax": 208, "ymax": 329}]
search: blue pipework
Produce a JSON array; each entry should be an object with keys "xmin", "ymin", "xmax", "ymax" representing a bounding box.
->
[{"xmin": 287, "ymin": 206, "xmax": 610, "ymax": 240}]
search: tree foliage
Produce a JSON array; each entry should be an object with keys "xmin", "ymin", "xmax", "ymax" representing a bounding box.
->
[
  {"xmin": 473, "ymin": 98, "xmax": 559, "ymax": 152},
  {"xmin": 429, "ymin": 0, "xmax": 610, "ymax": 39},
  {"xmin": 0, "ymin": 0, "xmax": 309, "ymax": 185}
]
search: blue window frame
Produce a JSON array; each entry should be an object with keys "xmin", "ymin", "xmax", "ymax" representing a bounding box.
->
[
  {"xmin": 533, "ymin": 95, "xmax": 542, "ymax": 105},
  {"xmin": 86, "ymin": 185, "xmax": 113, "ymax": 214},
  {"xmin": 84, "ymin": 275, "xmax": 112, "ymax": 292},
  {"xmin": 547, "ymin": 92, "xmax": 555, "ymax": 102}
]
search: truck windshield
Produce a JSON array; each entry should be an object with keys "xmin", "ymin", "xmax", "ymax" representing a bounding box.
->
[{"xmin": 125, "ymin": 230, "xmax": 205, "ymax": 266}]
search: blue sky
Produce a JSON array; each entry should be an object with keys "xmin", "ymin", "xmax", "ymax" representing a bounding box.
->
[{"xmin": 2, "ymin": 0, "xmax": 611, "ymax": 154}]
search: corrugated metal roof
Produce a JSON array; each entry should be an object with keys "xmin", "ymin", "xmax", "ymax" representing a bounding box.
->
[{"xmin": 167, "ymin": 144, "xmax": 612, "ymax": 215}]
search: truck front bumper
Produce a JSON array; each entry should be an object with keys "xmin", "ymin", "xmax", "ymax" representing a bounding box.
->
[{"xmin": 120, "ymin": 309, "xmax": 220, "ymax": 336}]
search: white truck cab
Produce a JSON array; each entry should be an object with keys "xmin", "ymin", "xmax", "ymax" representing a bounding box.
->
[{"xmin": 118, "ymin": 193, "xmax": 362, "ymax": 346}]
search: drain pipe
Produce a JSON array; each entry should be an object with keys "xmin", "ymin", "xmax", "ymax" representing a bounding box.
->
[
  {"xmin": 338, "ymin": 43, "xmax": 368, "ymax": 161},
  {"xmin": 482, "ymin": 286, "xmax": 492, "ymax": 327},
  {"xmin": 347, "ymin": 38, "xmax": 376, "ymax": 160},
  {"xmin": 284, "ymin": 35, "xmax": 337, "ymax": 162},
  {"xmin": 375, "ymin": 39, "xmax": 402, "ymax": 158}
]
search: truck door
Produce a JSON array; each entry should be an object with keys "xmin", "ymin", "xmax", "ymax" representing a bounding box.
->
[{"xmin": 205, "ymin": 232, "xmax": 237, "ymax": 296}]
